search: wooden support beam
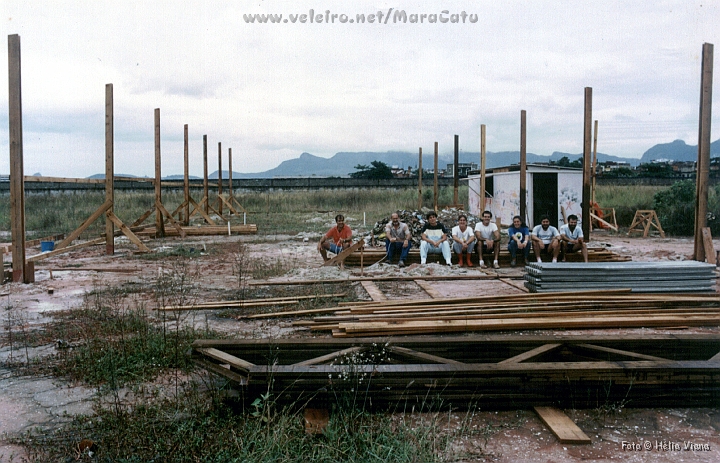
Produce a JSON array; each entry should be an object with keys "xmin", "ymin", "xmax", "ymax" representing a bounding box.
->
[
  {"xmin": 155, "ymin": 201, "xmax": 186, "ymax": 238},
  {"xmin": 131, "ymin": 208, "xmax": 154, "ymax": 227},
  {"xmin": 582, "ymin": 87, "xmax": 592, "ymax": 240},
  {"xmin": 217, "ymin": 142, "xmax": 223, "ymax": 215},
  {"xmin": 520, "ymin": 111, "xmax": 527, "ymax": 224},
  {"xmin": 453, "ymin": 134, "xmax": 459, "ymax": 205},
  {"xmin": 56, "ymin": 199, "xmax": 113, "ymax": 250},
  {"xmin": 293, "ymin": 346, "xmax": 368, "ymax": 366},
  {"xmin": 589, "ymin": 212, "xmax": 618, "ymax": 232},
  {"xmin": 534, "ymin": 406, "xmax": 591, "ymax": 444},
  {"xmin": 8, "ymin": 34, "xmax": 28, "ymax": 283},
  {"xmin": 183, "ymin": 124, "xmax": 190, "ymax": 225},
  {"xmin": 360, "ymin": 280, "xmax": 387, "ymax": 301},
  {"xmin": 27, "ymin": 237, "xmax": 106, "ymax": 262},
  {"xmin": 695, "ymin": 43, "xmax": 713, "ymax": 262},
  {"xmin": 480, "ymin": 124, "xmax": 486, "ymax": 212},
  {"xmin": 499, "ymin": 343, "xmax": 561, "ymax": 364},
  {"xmin": 433, "ymin": 141, "xmax": 439, "ymax": 212},
  {"xmin": 575, "ymin": 343, "xmax": 668, "ymax": 361},
  {"xmin": 106, "ymin": 211, "xmax": 151, "ymax": 253},
  {"xmin": 414, "ymin": 279, "xmax": 443, "ymax": 299},
  {"xmin": 154, "ymin": 108, "xmax": 165, "ymax": 237},
  {"xmin": 105, "ymin": 83, "xmax": 114, "ymax": 255},
  {"xmin": 322, "ymin": 239, "xmax": 365, "ymax": 268},
  {"xmin": 203, "ymin": 135, "xmax": 209, "ymax": 217},
  {"xmin": 188, "ymin": 196, "xmax": 217, "ymax": 225},
  {"xmin": 418, "ymin": 147, "xmax": 423, "ymax": 209},
  {"xmin": 387, "ymin": 345, "xmax": 465, "ymax": 365},
  {"xmin": 195, "ymin": 347, "xmax": 254, "ymax": 373},
  {"xmin": 702, "ymin": 228, "xmax": 716, "ymax": 265}
]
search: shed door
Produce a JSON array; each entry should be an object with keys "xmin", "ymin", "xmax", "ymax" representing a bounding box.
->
[{"xmin": 532, "ymin": 173, "xmax": 558, "ymax": 226}]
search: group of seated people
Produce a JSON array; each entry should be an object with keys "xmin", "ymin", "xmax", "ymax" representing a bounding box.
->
[{"xmin": 318, "ymin": 211, "xmax": 588, "ymax": 268}]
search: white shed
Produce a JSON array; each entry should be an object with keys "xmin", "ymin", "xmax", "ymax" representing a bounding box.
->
[{"xmin": 468, "ymin": 164, "xmax": 583, "ymax": 228}]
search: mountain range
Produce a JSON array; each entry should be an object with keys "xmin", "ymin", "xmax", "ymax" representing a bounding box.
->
[{"xmin": 89, "ymin": 138, "xmax": 719, "ymax": 180}]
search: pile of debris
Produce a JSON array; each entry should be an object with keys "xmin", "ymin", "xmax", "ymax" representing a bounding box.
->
[{"xmin": 371, "ymin": 208, "xmax": 482, "ymax": 248}]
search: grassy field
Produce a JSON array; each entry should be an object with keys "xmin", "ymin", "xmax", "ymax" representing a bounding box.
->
[{"xmin": 0, "ymin": 183, "xmax": 717, "ymax": 239}]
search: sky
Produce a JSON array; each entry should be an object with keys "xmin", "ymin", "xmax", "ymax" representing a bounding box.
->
[{"xmin": 0, "ymin": 0, "xmax": 719, "ymax": 178}]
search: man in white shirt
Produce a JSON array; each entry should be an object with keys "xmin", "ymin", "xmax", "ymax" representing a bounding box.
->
[
  {"xmin": 451, "ymin": 214, "xmax": 476, "ymax": 267},
  {"xmin": 474, "ymin": 210, "xmax": 500, "ymax": 269},
  {"xmin": 531, "ymin": 215, "xmax": 560, "ymax": 263},
  {"xmin": 559, "ymin": 214, "xmax": 588, "ymax": 262}
]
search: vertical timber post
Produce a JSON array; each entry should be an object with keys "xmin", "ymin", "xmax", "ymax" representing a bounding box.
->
[
  {"xmin": 203, "ymin": 135, "xmax": 209, "ymax": 216},
  {"xmin": 591, "ymin": 120, "xmax": 599, "ymax": 230},
  {"xmin": 453, "ymin": 134, "xmax": 459, "ymax": 206},
  {"xmin": 217, "ymin": 142, "xmax": 223, "ymax": 216},
  {"xmin": 480, "ymin": 124, "xmax": 486, "ymax": 212},
  {"xmin": 582, "ymin": 87, "xmax": 593, "ymax": 240},
  {"xmin": 228, "ymin": 147, "xmax": 233, "ymax": 208},
  {"xmin": 695, "ymin": 43, "xmax": 713, "ymax": 262},
  {"xmin": 433, "ymin": 142, "xmax": 439, "ymax": 212},
  {"xmin": 418, "ymin": 147, "xmax": 423, "ymax": 209},
  {"xmin": 105, "ymin": 84, "xmax": 114, "ymax": 254},
  {"xmin": 154, "ymin": 108, "xmax": 165, "ymax": 236},
  {"xmin": 183, "ymin": 124, "xmax": 189, "ymax": 225},
  {"xmin": 520, "ymin": 111, "xmax": 527, "ymax": 225},
  {"xmin": 8, "ymin": 34, "xmax": 27, "ymax": 283}
]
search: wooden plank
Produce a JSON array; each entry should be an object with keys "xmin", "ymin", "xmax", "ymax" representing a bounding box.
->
[
  {"xmin": 534, "ymin": 406, "xmax": 591, "ymax": 444},
  {"xmin": 360, "ymin": 280, "xmax": 387, "ymax": 301},
  {"xmin": 414, "ymin": 280, "xmax": 443, "ymax": 299},
  {"xmin": 695, "ymin": 43, "xmax": 713, "ymax": 261},
  {"xmin": 155, "ymin": 200, "xmax": 186, "ymax": 238},
  {"xmin": 575, "ymin": 343, "xmax": 668, "ymax": 361},
  {"xmin": 105, "ymin": 83, "xmax": 115, "ymax": 255},
  {"xmin": 55, "ymin": 199, "xmax": 113, "ymax": 250},
  {"xmin": 702, "ymin": 228, "xmax": 716, "ymax": 265},
  {"xmin": 322, "ymin": 239, "xmax": 365, "ymax": 267},
  {"xmin": 8, "ymin": 35, "xmax": 27, "ymax": 282},
  {"xmin": 195, "ymin": 347, "xmax": 254, "ymax": 372},
  {"xmin": 589, "ymin": 212, "xmax": 618, "ymax": 232},
  {"xmin": 188, "ymin": 196, "xmax": 217, "ymax": 225},
  {"xmin": 131, "ymin": 208, "xmax": 154, "ymax": 227},
  {"xmin": 387, "ymin": 345, "xmax": 465, "ymax": 365},
  {"xmin": 106, "ymin": 211, "xmax": 151, "ymax": 253},
  {"xmin": 154, "ymin": 108, "xmax": 165, "ymax": 236},
  {"xmin": 27, "ymin": 237, "xmax": 106, "ymax": 262},
  {"xmin": 167, "ymin": 292, "xmax": 347, "ymax": 311},
  {"xmin": 293, "ymin": 346, "xmax": 367, "ymax": 366},
  {"xmin": 499, "ymin": 344, "xmax": 561, "ymax": 364}
]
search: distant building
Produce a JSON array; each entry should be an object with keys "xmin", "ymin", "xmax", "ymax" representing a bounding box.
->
[{"xmin": 446, "ymin": 162, "xmax": 478, "ymax": 178}]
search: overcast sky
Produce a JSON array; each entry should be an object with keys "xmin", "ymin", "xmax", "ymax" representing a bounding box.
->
[{"xmin": 1, "ymin": 1, "xmax": 719, "ymax": 178}]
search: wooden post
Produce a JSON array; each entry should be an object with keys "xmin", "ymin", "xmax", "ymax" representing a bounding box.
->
[
  {"xmin": 591, "ymin": 120, "xmax": 598, "ymax": 210},
  {"xmin": 433, "ymin": 142, "xmax": 439, "ymax": 212},
  {"xmin": 453, "ymin": 134, "xmax": 459, "ymax": 206},
  {"xmin": 228, "ymin": 147, "xmax": 233, "ymax": 208},
  {"xmin": 154, "ymin": 108, "xmax": 165, "ymax": 236},
  {"xmin": 582, "ymin": 88, "xmax": 593, "ymax": 240},
  {"xmin": 183, "ymin": 124, "xmax": 189, "ymax": 225},
  {"xmin": 418, "ymin": 147, "xmax": 423, "ymax": 209},
  {"xmin": 203, "ymin": 135, "xmax": 209, "ymax": 216},
  {"xmin": 8, "ymin": 34, "xmax": 28, "ymax": 283},
  {"xmin": 105, "ymin": 84, "xmax": 114, "ymax": 254},
  {"xmin": 217, "ymin": 142, "xmax": 223, "ymax": 216},
  {"xmin": 695, "ymin": 43, "xmax": 713, "ymax": 262},
  {"xmin": 520, "ymin": 111, "xmax": 527, "ymax": 225},
  {"xmin": 480, "ymin": 124, "xmax": 486, "ymax": 212}
]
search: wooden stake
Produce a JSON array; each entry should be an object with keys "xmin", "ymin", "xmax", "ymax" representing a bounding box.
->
[
  {"xmin": 183, "ymin": 124, "xmax": 190, "ymax": 225},
  {"xmin": 695, "ymin": 43, "xmax": 713, "ymax": 262},
  {"xmin": 582, "ymin": 88, "xmax": 592, "ymax": 239},
  {"xmin": 154, "ymin": 108, "xmax": 165, "ymax": 236},
  {"xmin": 433, "ymin": 141, "xmax": 439, "ymax": 212},
  {"xmin": 418, "ymin": 147, "xmax": 423, "ymax": 209},
  {"xmin": 105, "ymin": 84, "xmax": 114, "ymax": 255},
  {"xmin": 480, "ymin": 124, "xmax": 486, "ymax": 212},
  {"xmin": 8, "ymin": 34, "xmax": 28, "ymax": 282},
  {"xmin": 520, "ymin": 111, "xmax": 527, "ymax": 224}
]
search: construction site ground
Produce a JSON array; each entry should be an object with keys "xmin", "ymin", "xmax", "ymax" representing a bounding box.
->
[{"xmin": 1, "ymin": 231, "xmax": 719, "ymax": 462}]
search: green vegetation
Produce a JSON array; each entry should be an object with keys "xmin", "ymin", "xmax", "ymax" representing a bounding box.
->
[
  {"xmin": 653, "ymin": 180, "xmax": 720, "ymax": 236},
  {"xmin": 349, "ymin": 160, "xmax": 394, "ymax": 179}
]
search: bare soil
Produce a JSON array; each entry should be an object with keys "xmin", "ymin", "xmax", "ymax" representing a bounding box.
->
[{"xmin": 1, "ymin": 231, "xmax": 719, "ymax": 462}]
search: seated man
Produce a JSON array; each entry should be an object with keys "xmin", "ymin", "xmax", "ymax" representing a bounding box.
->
[
  {"xmin": 385, "ymin": 212, "xmax": 412, "ymax": 267},
  {"xmin": 559, "ymin": 214, "xmax": 589, "ymax": 262},
  {"xmin": 531, "ymin": 215, "xmax": 560, "ymax": 263},
  {"xmin": 452, "ymin": 214, "xmax": 476, "ymax": 267},
  {"xmin": 317, "ymin": 214, "xmax": 352, "ymax": 261},
  {"xmin": 474, "ymin": 210, "xmax": 500, "ymax": 269},
  {"xmin": 420, "ymin": 211, "xmax": 452, "ymax": 265},
  {"xmin": 507, "ymin": 215, "xmax": 530, "ymax": 267}
]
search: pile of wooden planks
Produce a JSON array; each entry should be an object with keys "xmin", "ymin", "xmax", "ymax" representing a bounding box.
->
[
  {"xmin": 291, "ymin": 290, "xmax": 720, "ymax": 337},
  {"xmin": 343, "ymin": 245, "xmax": 629, "ymax": 266}
]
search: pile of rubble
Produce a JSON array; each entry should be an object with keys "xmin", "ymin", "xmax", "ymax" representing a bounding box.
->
[{"xmin": 371, "ymin": 208, "xmax": 482, "ymax": 248}]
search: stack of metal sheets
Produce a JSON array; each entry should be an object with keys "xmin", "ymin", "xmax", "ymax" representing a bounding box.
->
[{"xmin": 524, "ymin": 261, "xmax": 718, "ymax": 293}]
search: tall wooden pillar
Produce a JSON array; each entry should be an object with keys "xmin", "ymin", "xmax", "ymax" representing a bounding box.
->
[
  {"xmin": 453, "ymin": 134, "xmax": 459, "ymax": 205},
  {"xmin": 105, "ymin": 84, "xmax": 114, "ymax": 254},
  {"xmin": 154, "ymin": 108, "xmax": 165, "ymax": 236},
  {"xmin": 183, "ymin": 124, "xmax": 189, "ymax": 225},
  {"xmin": 417, "ymin": 147, "xmax": 423, "ymax": 209},
  {"xmin": 433, "ymin": 142, "xmax": 439, "ymax": 212},
  {"xmin": 217, "ymin": 142, "xmax": 223, "ymax": 215},
  {"xmin": 8, "ymin": 34, "xmax": 27, "ymax": 283},
  {"xmin": 591, "ymin": 120, "xmax": 598, "ymax": 208},
  {"xmin": 582, "ymin": 88, "xmax": 593, "ymax": 240},
  {"xmin": 203, "ymin": 135, "xmax": 209, "ymax": 216},
  {"xmin": 228, "ymin": 147, "xmax": 233, "ymax": 202},
  {"xmin": 695, "ymin": 43, "xmax": 713, "ymax": 261},
  {"xmin": 520, "ymin": 111, "xmax": 527, "ymax": 224},
  {"xmin": 480, "ymin": 125, "xmax": 486, "ymax": 212}
]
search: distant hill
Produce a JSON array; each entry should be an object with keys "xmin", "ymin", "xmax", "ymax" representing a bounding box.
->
[{"xmin": 640, "ymin": 139, "xmax": 720, "ymax": 163}]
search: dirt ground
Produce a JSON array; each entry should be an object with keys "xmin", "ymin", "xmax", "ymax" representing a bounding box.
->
[{"xmin": 1, "ymin": 230, "xmax": 719, "ymax": 462}]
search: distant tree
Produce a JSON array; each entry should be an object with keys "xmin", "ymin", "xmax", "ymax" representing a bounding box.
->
[
  {"xmin": 602, "ymin": 167, "xmax": 636, "ymax": 178},
  {"xmin": 349, "ymin": 161, "xmax": 394, "ymax": 179},
  {"xmin": 552, "ymin": 156, "xmax": 583, "ymax": 168}
]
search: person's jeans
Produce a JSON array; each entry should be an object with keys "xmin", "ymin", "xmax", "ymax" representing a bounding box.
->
[
  {"xmin": 420, "ymin": 241, "xmax": 451, "ymax": 263},
  {"xmin": 508, "ymin": 240, "xmax": 530, "ymax": 260},
  {"xmin": 386, "ymin": 240, "xmax": 411, "ymax": 262},
  {"xmin": 452, "ymin": 241, "xmax": 476, "ymax": 255}
]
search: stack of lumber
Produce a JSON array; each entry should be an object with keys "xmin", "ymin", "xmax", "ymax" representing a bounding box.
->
[
  {"xmin": 343, "ymin": 246, "xmax": 629, "ymax": 266},
  {"xmin": 136, "ymin": 224, "xmax": 257, "ymax": 236},
  {"xmin": 524, "ymin": 261, "xmax": 718, "ymax": 293},
  {"xmin": 289, "ymin": 290, "xmax": 720, "ymax": 337}
]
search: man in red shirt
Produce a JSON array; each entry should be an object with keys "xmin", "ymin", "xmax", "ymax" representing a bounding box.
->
[{"xmin": 318, "ymin": 214, "xmax": 352, "ymax": 261}]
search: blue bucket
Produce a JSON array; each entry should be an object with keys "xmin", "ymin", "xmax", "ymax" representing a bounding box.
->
[{"xmin": 40, "ymin": 241, "xmax": 55, "ymax": 252}]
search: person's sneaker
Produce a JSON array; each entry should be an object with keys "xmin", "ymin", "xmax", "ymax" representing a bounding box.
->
[
  {"xmin": 552, "ymin": 258, "xmax": 557, "ymax": 263},
  {"xmin": 479, "ymin": 260, "xmax": 487, "ymax": 269},
  {"xmin": 493, "ymin": 261, "xmax": 500, "ymax": 269},
  {"xmin": 398, "ymin": 260, "xmax": 405, "ymax": 268},
  {"xmin": 510, "ymin": 259, "xmax": 516, "ymax": 267},
  {"xmin": 446, "ymin": 261, "xmax": 452, "ymax": 266},
  {"xmin": 537, "ymin": 258, "xmax": 542, "ymax": 263},
  {"xmin": 421, "ymin": 259, "xmax": 426, "ymax": 265}
]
